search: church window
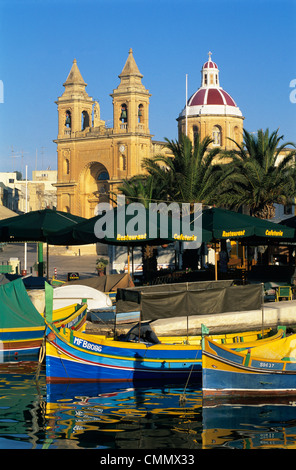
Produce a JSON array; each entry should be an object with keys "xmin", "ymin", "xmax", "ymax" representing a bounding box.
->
[
  {"xmin": 97, "ymin": 171, "xmax": 109, "ymax": 181},
  {"xmin": 65, "ymin": 110, "xmax": 71, "ymax": 128},
  {"xmin": 64, "ymin": 159, "xmax": 70, "ymax": 175},
  {"xmin": 204, "ymin": 74, "xmax": 207, "ymax": 85},
  {"xmin": 120, "ymin": 104, "xmax": 128, "ymax": 123},
  {"xmin": 138, "ymin": 104, "xmax": 144, "ymax": 123},
  {"xmin": 193, "ymin": 125, "xmax": 199, "ymax": 143},
  {"xmin": 212, "ymin": 125, "xmax": 222, "ymax": 145},
  {"xmin": 120, "ymin": 154, "xmax": 126, "ymax": 171},
  {"xmin": 81, "ymin": 111, "xmax": 90, "ymax": 130}
]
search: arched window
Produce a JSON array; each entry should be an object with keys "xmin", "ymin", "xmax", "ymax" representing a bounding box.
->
[
  {"xmin": 65, "ymin": 110, "xmax": 71, "ymax": 128},
  {"xmin": 81, "ymin": 111, "xmax": 90, "ymax": 130},
  {"xmin": 97, "ymin": 171, "xmax": 109, "ymax": 181},
  {"xmin": 212, "ymin": 125, "xmax": 222, "ymax": 146},
  {"xmin": 64, "ymin": 158, "xmax": 70, "ymax": 175},
  {"xmin": 138, "ymin": 104, "xmax": 144, "ymax": 123},
  {"xmin": 120, "ymin": 154, "xmax": 126, "ymax": 171},
  {"xmin": 192, "ymin": 125, "xmax": 199, "ymax": 144},
  {"xmin": 120, "ymin": 104, "xmax": 127, "ymax": 123}
]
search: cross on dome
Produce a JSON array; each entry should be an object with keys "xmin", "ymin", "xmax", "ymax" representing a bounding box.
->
[{"xmin": 208, "ymin": 51, "xmax": 212, "ymax": 61}]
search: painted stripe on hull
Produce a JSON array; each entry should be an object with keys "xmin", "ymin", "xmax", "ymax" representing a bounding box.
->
[
  {"xmin": 46, "ymin": 354, "xmax": 202, "ymax": 383},
  {"xmin": 0, "ymin": 346, "xmax": 41, "ymax": 362}
]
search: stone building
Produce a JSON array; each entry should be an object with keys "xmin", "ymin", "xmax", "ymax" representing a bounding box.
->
[
  {"xmin": 54, "ymin": 49, "xmax": 171, "ymax": 218},
  {"xmin": 177, "ymin": 52, "xmax": 244, "ymax": 150},
  {"xmin": 55, "ymin": 50, "xmax": 245, "ymax": 219}
]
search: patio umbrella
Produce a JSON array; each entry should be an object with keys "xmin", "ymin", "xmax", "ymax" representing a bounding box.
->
[
  {"xmin": 48, "ymin": 205, "xmax": 212, "ymax": 246},
  {"xmin": 47, "ymin": 205, "xmax": 212, "ymax": 277},
  {"xmin": 0, "ymin": 208, "xmax": 85, "ymax": 242},
  {"xmin": 202, "ymin": 207, "xmax": 295, "ymax": 279},
  {"xmin": 279, "ymin": 215, "xmax": 296, "ymax": 230},
  {"xmin": 0, "ymin": 209, "xmax": 86, "ymax": 278},
  {"xmin": 202, "ymin": 207, "xmax": 295, "ymax": 241}
]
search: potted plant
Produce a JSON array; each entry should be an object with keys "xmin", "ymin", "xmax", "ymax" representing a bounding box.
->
[{"xmin": 96, "ymin": 257, "xmax": 108, "ymax": 276}]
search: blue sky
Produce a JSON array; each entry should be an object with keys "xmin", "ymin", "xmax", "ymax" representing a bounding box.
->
[{"xmin": 0, "ymin": 0, "xmax": 295, "ymax": 178}]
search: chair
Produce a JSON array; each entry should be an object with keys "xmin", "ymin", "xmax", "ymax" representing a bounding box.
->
[{"xmin": 275, "ymin": 286, "xmax": 292, "ymax": 302}]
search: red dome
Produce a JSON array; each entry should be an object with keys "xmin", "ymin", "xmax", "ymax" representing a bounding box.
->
[
  {"xmin": 203, "ymin": 60, "xmax": 218, "ymax": 69},
  {"xmin": 189, "ymin": 88, "xmax": 237, "ymax": 107}
]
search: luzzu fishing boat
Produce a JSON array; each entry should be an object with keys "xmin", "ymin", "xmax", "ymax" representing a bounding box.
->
[
  {"xmin": 0, "ymin": 278, "xmax": 87, "ymax": 363},
  {"xmin": 45, "ymin": 322, "xmax": 286, "ymax": 384},
  {"xmin": 45, "ymin": 281, "xmax": 285, "ymax": 384},
  {"xmin": 202, "ymin": 333, "xmax": 296, "ymax": 397},
  {"xmin": 45, "ymin": 323, "xmax": 203, "ymax": 383}
]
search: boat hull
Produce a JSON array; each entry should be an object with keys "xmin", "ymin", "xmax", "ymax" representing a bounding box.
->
[
  {"xmin": 45, "ymin": 326, "xmax": 203, "ymax": 383},
  {"xmin": 0, "ymin": 327, "xmax": 44, "ymax": 362},
  {"xmin": 202, "ymin": 335, "xmax": 296, "ymax": 397},
  {"xmin": 0, "ymin": 303, "xmax": 87, "ymax": 363}
]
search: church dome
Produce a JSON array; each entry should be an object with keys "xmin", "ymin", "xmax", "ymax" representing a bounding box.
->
[
  {"xmin": 180, "ymin": 52, "xmax": 242, "ymax": 118},
  {"xmin": 202, "ymin": 58, "xmax": 218, "ymax": 69}
]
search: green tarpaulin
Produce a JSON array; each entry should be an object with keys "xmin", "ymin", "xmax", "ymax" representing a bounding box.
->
[
  {"xmin": 116, "ymin": 280, "xmax": 263, "ymax": 321},
  {"xmin": 0, "ymin": 278, "xmax": 45, "ymax": 329}
]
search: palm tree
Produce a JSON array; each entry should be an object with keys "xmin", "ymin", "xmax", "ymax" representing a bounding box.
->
[
  {"xmin": 142, "ymin": 133, "xmax": 226, "ymax": 206},
  {"xmin": 117, "ymin": 174, "xmax": 162, "ymax": 282},
  {"xmin": 219, "ymin": 128, "xmax": 296, "ymax": 218}
]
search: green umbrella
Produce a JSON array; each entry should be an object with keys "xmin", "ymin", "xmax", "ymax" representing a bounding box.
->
[
  {"xmin": 202, "ymin": 207, "xmax": 295, "ymax": 241},
  {"xmin": 0, "ymin": 208, "xmax": 85, "ymax": 242},
  {"xmin": 279, "ymin": 215, "xmax": 296, "ymax": 230},
  {"xmin": 48, "ymin": 205, "xmax": 212, "ymax": 246},
  {"xmin": 0, "ymin": 209, "xmax": 86, "ymax": 278},
  {"xmin": 202, "ymin": 207, "xmax": 295, "ymax": 280}
]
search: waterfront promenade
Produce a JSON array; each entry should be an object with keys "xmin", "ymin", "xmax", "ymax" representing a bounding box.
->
[{"xmin": 0, "ymin": 243, "xmax": 98, "ymax": 281}]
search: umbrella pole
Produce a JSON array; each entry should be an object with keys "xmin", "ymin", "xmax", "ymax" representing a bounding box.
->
[
  {"xmin": 215, "ymin": 243, "xmax": 219, "ymax": 281},
  {"xmin": 46, "ymin": 243, "xmax": 49, "ymax": 280},
  {"xmin": 127, "ymin": 245, "xmax": 130, "ymax": 274}
]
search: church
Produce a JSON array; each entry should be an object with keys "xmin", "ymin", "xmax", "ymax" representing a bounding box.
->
[{"xmin": 54, "ymin": 49, "xmax": 244, "ymax": 218}]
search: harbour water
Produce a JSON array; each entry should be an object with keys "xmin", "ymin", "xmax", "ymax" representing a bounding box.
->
[{"xmin": 1, "ymin": 362, "xmax": 296, "ymax": 453}]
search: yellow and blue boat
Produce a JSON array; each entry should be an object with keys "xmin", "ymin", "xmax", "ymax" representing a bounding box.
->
[
  {"xmin": 0, "ymin": 278, "xmax": 87, "ymax": 363},
  {"xmin": 45, "ymin": 324, "xmax": 203, "ymax": 383},
  {"xmin": 45, "ymin": 323, "xmax": 285, "ymax": 384},
  {"xmin": 202, "ymin": 333, "xmax": 296, "ymax": 397},
  {"xmin": 45, "ymin": 281, "xmax": 284, "ymax": 384}
]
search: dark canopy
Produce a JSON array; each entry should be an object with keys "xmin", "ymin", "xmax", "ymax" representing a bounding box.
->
[
  {"xmin": 202, "ymin": 207, "xmax": 295, "ymax": 241},
  {"xmin": 0, "ymin": 209, "xmax": 86, "ymax": 243},
  {"xmin": 116, "ymin": 280, "xmax": 262, "ymax": 322},
  {"xmin": 47, "ymin": 205, "xmax": 212, "ymax": 246},
  {"xmin": 279, "ymin": 215, "xmax": 296, "ymax": 229},
  {"xmin": 64, "ymin": 273, "xmax": 134, "ymax": 292}
]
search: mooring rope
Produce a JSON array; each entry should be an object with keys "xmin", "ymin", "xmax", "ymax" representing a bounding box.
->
[
  {"xmin": 35, "ymin": 333, "xmax": 46, "ymax": 382},
  {"xmin": 179, "ymin": 347, "xmax": 200, "ymax": 405}
]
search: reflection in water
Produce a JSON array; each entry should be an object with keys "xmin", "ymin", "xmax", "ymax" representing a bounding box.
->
[
  {"xmin": 202, "ymin": 397, "xmax": 296, "ymax": 449},
  {"xmin": 45, "ymin": 381, "xmax": 203, "ymax": 449},
  {"xmin": 1, "ymin": 363, "xmax": 296, "ymax": 449}
]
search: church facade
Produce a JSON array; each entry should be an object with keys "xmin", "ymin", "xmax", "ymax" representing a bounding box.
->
[{"xmin": 55, "ymin": 50, "xmax": 244, "ymax": 217}]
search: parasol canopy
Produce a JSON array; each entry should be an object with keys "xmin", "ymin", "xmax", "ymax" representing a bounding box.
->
[{"xmin": 0, "ymin": 208, "xmax": 86, "ymax": 243}]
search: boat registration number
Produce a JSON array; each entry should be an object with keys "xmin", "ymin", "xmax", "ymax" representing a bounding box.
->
[
  {"xmin": 259, "ymin": 362, "xmax": 275, "ymax": 369},
  {"xmin": 73, "ymin": 336, "xmax": 103, "ymax": 353}
]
